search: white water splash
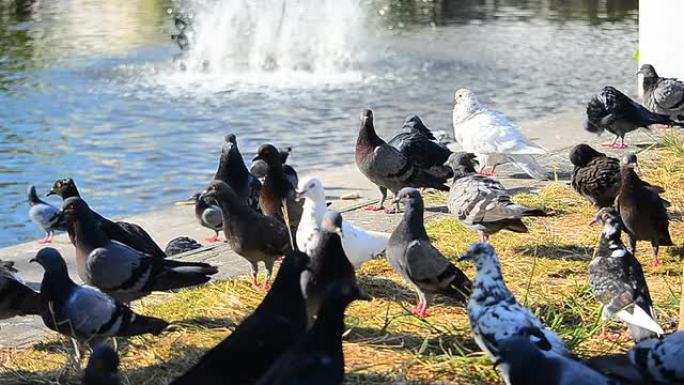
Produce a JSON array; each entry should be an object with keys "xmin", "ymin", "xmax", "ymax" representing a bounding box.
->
[{"xmin": 171, "ymin": 0, "xmax": 368, "ymax": 89}]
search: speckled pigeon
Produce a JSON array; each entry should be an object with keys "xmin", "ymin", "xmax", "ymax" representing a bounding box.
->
[{"xmin": 639, "ymin": 64, "xmax": 684, "ymax": 122}]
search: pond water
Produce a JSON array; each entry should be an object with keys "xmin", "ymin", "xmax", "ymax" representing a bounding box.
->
[{"xmin": 0, "ymin": 0, "xmax": 637, "ymax": 246}]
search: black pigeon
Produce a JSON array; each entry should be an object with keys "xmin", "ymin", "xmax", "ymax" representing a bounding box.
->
[
  {"xmin": 165, "ymin": 236, "xmax": 203, "ymax": 256},
  {"xmin": 388, "ymin": 115, "xmax": 453, "ymax": 182},
  {"xmin": 27, "ymin": 185, "xmax": 65, "ymax": 244},
  {"xmin": 213, "ymin": 134, "xmax": 262, "ymax": 211},
  {"xmin": 250, "ymin": 146, "xmax": 298, "ymax": 188},
  {"xmin": 188, "ymin": 192, "xmax": 223, "ymax": 243},
  {"xmin": 495, "ymin": 335, "xmax": 621, "ymax": 385},
  {"xmin": 254, "ymin": 282, "xmax": 365, "ymax": 385},
  {"xmin": 170, "ymin": 251, "xmax": 309, "ymax": 385},
  {"xmin": 589, "ymin": 208, "xmax": 663, "ymax": 342},
  {"xmin": 617, "ymin": 161, "xmax": 673, "ymax": 267},
  {"xmin": 83, "ymin": 344, "xmax": 121, "ymax": 385},
  {"xmin": 639, "ymin": 64, "xmax": 684, "ymax": 122},
  {"xmin": 355, "ymin": 110, "xmax": 450, "ymax": 213},
  {"xmin": 201, "ymin": 180, "xmax": 291, "ymax": 290},
  {"xmin": 0, "ymin": 259, "xmax": 42, "ymax": 320},
  {"xmin": 62, "ymin": 197, "xmax": 218, "ymax": 302},
  {"xmin": 252, "ymin": 144, "xmax": 303, "ymax": 248},
  {"xmin": 32, "ymin": 248, "xmax": 168, "ymax": 345},
  {"xmin": 48, "ymin": 178, "xmax": 167, "ymax": 259},
  {"xmin": 386, "ymin": 187, "xmax": 471, "ymax": 318},
  {"xmin": 301, "ymin": 210, "xmax": 367, "ymax": 325},
  {"xmin": 570, "ymin": 144, "xmax": 622, "ymax": 208},
  {"xmin": 584, "ymin": 86, "xmax": 683, "ymax": 148}
]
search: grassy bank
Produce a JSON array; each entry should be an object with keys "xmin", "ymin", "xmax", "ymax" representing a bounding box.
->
[{"xmin": 2, "ymin": 137, "xmax": 683, "ymax": 385}]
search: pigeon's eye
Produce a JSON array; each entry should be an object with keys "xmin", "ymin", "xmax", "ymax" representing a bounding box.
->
[{"xmin": 309, "ymin": 183, "xmax": 314, "ymax": 189}]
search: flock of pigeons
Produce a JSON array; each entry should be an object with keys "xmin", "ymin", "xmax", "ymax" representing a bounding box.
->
[{"xmin": 1, "ymin": 65, "xmax": 683, "ymax": 385}]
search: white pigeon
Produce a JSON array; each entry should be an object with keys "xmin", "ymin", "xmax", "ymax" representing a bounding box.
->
[
  {"xmin": 452, "ymin": 89, "xmax": 547, "ymax": 179},
  {"xmin": 296, "ymin": 176, "xmax": 389, "ymax": 268},
  {"xmin": 460, "ymin": 242, "xmax": 572, "ymax": 384}
]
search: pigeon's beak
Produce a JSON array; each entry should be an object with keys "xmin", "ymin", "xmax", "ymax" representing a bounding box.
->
[
  {"xmin": 588, "ymin": 216, "xmax": 600, "ymax": 226},
  {"xmin": 46, "ymin": 189, "xmax": 56, "ymax": 197},
  {"xmin": 29, "ymin": 258, "xmax": 37, "ymax": 264},
  {"xmin": 458, "ymin": 253, "xmax": 473, "ymax": 262},
  {"xmin": 175, "ymin": 196, "xmax": 197, "ymax": 206},
  {"xmin": 296, "ymin": 190, "xmax": 306, "ymax": 201},
  {"xmin": 251, "ymin": 154, "xmax": 262, "ymax": 162},
  {"xmin": 492, "ymin": 358, "xmax": 502, "ymax": 369}
]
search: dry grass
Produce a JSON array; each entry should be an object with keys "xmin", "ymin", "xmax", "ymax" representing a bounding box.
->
[{"xmin": 2, "ymin": 137, "xmax": 684, "ymax": 384}]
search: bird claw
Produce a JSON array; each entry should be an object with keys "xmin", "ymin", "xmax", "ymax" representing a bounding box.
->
[
  {"xmin": 601, "ymin": 142, "xmax": 628, "ymax": 149},
  {"xmin": 384, "ymin": 207, "xmax": 399, "ymax": 214},
  {"xmin": 363, "ymin": 205, "xmax": 384, "ymax": 212},
  {"xmin": 37, "ymin": 239, "xmax": 52, "ymax": 244},
  {"xmin": 260, "ymin": 280, "xmax": 271, "ymax": 292},
  {"xmin": 478, "ymin": 170, "xmax": 496, "ymax": 177},
  {"xmin": 206, "ymin": 235, "xmax": 219, "ymax": 243},
  {"xmin": 410, "ymin": 305, "xmax": 429, "ymax": 318},
  {"xmin": 650, "ymin": 259, "xmax": 662, "ymax": 268}
]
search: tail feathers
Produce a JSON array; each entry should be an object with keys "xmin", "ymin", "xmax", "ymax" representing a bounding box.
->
[
  {"xmin": 508, "ymin": 154, "xmax": 547, "ymax": 180},
  {"xmin": 500, "ymin": 218, "xmax": 529, "ymax": 233},
  {"xmin": 615, "ymin": 305, "xmax": 663, "ymax": 338},
  {"xmin": 585, "ymin": 354, "xmax": 646, "ymax": 385},
  {"xmin": 163, "ymin": 258, "xmax": 219, "ymax": 273},
  {"xmin": 121, "ymin": 314, "xmax": 169, "ymax": 336},
  {"xmin": 520, "ymin": 208, "xmax": 550, "ymax": 217},
  {"xmin": 440, "ymin": 264, "xmax": 472, "ymax": 301},
  {"xmin": 152, "ymin": 265, "xmax": 217, "ymax": 292},
  {"xmin": 18, "ymin": 289, "xmax": 43, "ymax": 315}
]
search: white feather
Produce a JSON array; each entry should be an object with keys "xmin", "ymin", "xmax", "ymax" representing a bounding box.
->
[{"xmin": 615, "ymin": 306, "xmax": 664, "ymax": 335}]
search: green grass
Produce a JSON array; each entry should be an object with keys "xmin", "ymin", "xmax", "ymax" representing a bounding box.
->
[{"xmin": 2, "ymin": 137, "xmax": 684, "ymax": 384}]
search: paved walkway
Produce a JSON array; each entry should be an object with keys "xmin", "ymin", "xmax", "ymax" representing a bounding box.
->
[{"xmin": 0, "ymin": 109, "xmax": 655, "ymax": 348}]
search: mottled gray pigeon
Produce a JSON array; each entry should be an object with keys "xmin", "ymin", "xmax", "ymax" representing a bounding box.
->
[
  {"xmin": 444, "ymin": 153, "xmax": 548, "ymax": 242},
  {"xmin": 460, "ymin": 242, "xmax": 572, "ymax": 368},
  {"xmin": 165, "ymin": 236, "xmax": 203, "ymax": 256},
  {"xmin": 188, "ymin": 192, "xmax": 223, "ymax": 243},
  {"xmin": 28, "ymin": 185, "xmax": 64, "ymax": 244},
  {"xmin": 83, "ymin": 345, "xmax": 121, "ymax": 385},
  {"xmin": 32, "ymin": 248, "xmax": 168, "ymax": 347},
  {"xmin": 355, "ymin": 109, "xmax": 450, "ymax": 213},
  {"xmin": 0, "ymin": 259, "xmax": 42, "ymax": 320},
  {"xmin": 639, "ymin": 64, "xmax": 684, "ymax": 122},
  {"xmin": 62, "ymin": 197, "xmax": 218, "ymax": 302},
  {"xmin": 386, "ymin": 188, "xmax": 471, "ymax": 318},
  {"xmin": 589, "ymin": 208, "xmax": 663, "ymax": 342}
]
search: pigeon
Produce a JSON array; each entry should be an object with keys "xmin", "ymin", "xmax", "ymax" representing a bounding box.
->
[
  {"xmin": 0, "ymin": 259, "xmax": 42, "ymax": 320},
  {"xmin": 460, "ymin": 242, "xmax": 573, "ymax": 365},
  {"xmin": 27, "ymin": 185, "xmax": 65, "ymax": 244},
  {"xmin": 47, "ymin": 178, "xmax": 167, "ymax": 258},
  {"xmin": 170, "ymin": 251, "xmax": 309, "ymax": 385},
  {"xmin": 213, "ymin": 134, "xmax": 262, "ymax": 211},
  {"xmin": 585, "ymin": 86, "xmax": 683, "ymax": 148},
  {"xmin": 495, "ymin": 335, "xmax": 621, "ymax": 385},
  {"xmin": 201, "ymin": 180, "xmax": 291, "ymax": 290},
  {"xmin": 387, "ymin": 115, "xmax": 454, "ymax": 183},
  {"xmin": 32, "ymin": 248, "xmax": 168, "ymax": 346},
  {"xmin": 444, "ymin": 153, "xmax": 549, "ymax": 242},
  {"xmin": 401, "ymin": 115, "xmax": 452, "ymax": 147},
  {"xmin": 570, "ymin": 144, "xmax": 622, "ymax": 208},
  {"xmin": 61, "ymin": 197, "xmax": 218, "ymax": 302},
  {"xmin": 165, "ymin": 236, "xmax": 203, "ymax": 256},
  {"xmin": 253, "ymin": 144, "xmax": 303, "ymax": 248},
  {"xmin": 254, "ymin": 281, "xmax": 365, "ymax": 385},
  {"xmin": 355, "ymin": 109, "xmax": 450, "ymax": 213},
  {"xmin": 83, "ymin": 344, "xmax": 121, "ymax": 385},
  {"xmin": 588, "ymin": 331, "xmax": 684, "ymax": 385},
  {"xmin": 300, "ymin": 210, "xmax": 368, "ymax": 324},
  {"xmin": 250, "ymin": 146, "xmax": 298, "ymax": 189},
  {"xmin": 452, "ymin": 89, "xmax": 547, "ymax": 179},
  {"xmin": 188, "ymin": 192, "xmax": 223, "ymax": 243},
  {"xmin": 386, "ymin": 188, "xmax": 471, "ymax": 318},
  {"xmin": 638, "ymin": 64, "xmax": 684, "ymax": 122},
  {"xmin": 588, "ymin": 208, "xmax": 663, "ymax": 342},
  {"xmin": 296, "ymin": 176, "xmax": 389, "ymax": 268},
  {"xmin": 617, "ymin": 160, "xmax": 673, "ymax": 267}
]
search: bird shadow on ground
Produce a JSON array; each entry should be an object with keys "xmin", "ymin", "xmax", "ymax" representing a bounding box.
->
[
  {"xmin": 425, "ymin": 205, "xmax": 448, "ymax": 214},
  {"xmin": 345, "ymin": 325, "xmax": 476, "ymax": 357},
  {"xmin": 513, "ymin": 244, "xmax": 593, "ymax": 261},
  {"xmin": 171, "ymin": 316, "xmax": 238, "ymax": 330},
  {"xmin": 357, "ymin": 276, "xmax": 415, "ymax": 303},
  {"xmin": 665, "ymin": 245, "xmax": 684, "ymax": 259}
]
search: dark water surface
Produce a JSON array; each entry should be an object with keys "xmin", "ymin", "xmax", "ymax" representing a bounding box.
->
[{"xmin": 0, "ymin": 0, "xmax": 636, "ymax": 246}]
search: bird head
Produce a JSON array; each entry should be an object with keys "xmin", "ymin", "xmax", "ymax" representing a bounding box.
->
[
  {"xmin": 444, "ymin": 152, "xmax": 479, "ymax": 177},
  {"xmin": 85, "ymin": 344, "xmax": 121, "ymax": 384},
  {"xmin": 622, "ymin": 152, "xmax": 640, "ymax": 173},
  {"xmin": 47, "ymin": 178, "xmax": 76, "ymax": 197},
  {"xmin": 391, "ymin": 187, "xmax": 422, "ymax": 207},
  {"xmin": 453, "ymin": 88, "xmax": 479, "ymax": 116},
  {"xmin": 568, "ymin": 144, "xmax": 605, "ymax": 168},
  {"xmin": 589, "ymin": 207, "xmax": 620, "ymax": 227},
  {"xmin": 458, "ymin": 242, "xmax": 500, "ymax": 270},
  {"xmin": 280, "ymin": 147, "xmax": 292, "ymax": 164},
  {"xmin": 252, "ymin": 144, "xmax": 281, "ymax": 166},
  {"xmin": 321, "ymin": 210, "xmax": 344, "ymax": 238},
  {"xmin": 360, "ymin": 109, "xmax": 374, "ymax": 126},
  {"xmin": 200, "ymin": 180, "xmax": 235, "ymax": 205},
  {"xmin": 637, "ymin": 64, "xmax": 657, "ymax": 78},
  {"xmin": 296, "ymin": 176, "xmax": 324, "ymax": 202},
  {"xmin": 60, "ymin": 196, "xmax": 91, "ymax": 223},
  {"xmin": 30, "ymin": 247, "xmax": 67, "ymax": 272}
]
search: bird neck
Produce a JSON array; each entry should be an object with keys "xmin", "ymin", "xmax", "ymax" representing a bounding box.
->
[
  {"xmin": 73, "ymin": 209, "xmax": 109, "ymax": 249},
  {"xmin": 312, "ymin": 233, "xmax": 347, "ymax": 269},
  {"xmin": 641, "ymin": 75, "xmax": 657, "ymax": 93},
  {"xmin": 307, "ymin": 298, "xmax": 348, "ymax": 353},
  {"xmin": 255, "ymin": 257, "xmax": 306, "ymax": 321},
  {"xmin": 620, "ymin": 167, "xmax": 643, "ymax": 193},
  {"xmin": 403, "ymin": 203, "xmax": 428, "ymax": 239},
  {"xmin": 471, "ymin": 258, "xmax": 511, "ymax": 304},
  {"xmin": 598, "ymin": 220, "xmax": 626, "ymax": 256},
  {"xmin": 61, "ymin": 185, "xmax": 80, "ymax": 199},
  {"xmin": 214, "ymin": 146, "xmax": 248, "ymax": 185},
  {"xmin": 356, "ymin": 120, "xmax": 384, "ymax": 149},
  {"xmin": 213, "ymin": 191, "xmax": 250, "ymax": 219},
  {"xmin": 41, "ymin": 267, "xmax": 77, "ymax": 303},
  {"xmin": 304, "ymin": 195, "xmax": 327, "ymax": 225},
  {"xmin": 263, "ymin": 164, "xmax": 290, "ymax": 197}
]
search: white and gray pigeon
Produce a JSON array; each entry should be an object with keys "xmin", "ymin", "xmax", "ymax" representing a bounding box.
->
[
  {"xmin": 62, "ymin": 197, "xmax": 218, "ymax": 302},
  {"xmin": 639, "ymin": 64, "xmax": 684, "ymax": 122},
  {"xmin": 386, "ymin": 188, "xmax": 471, "ymax": 318},
  {"xmin": 452, "ymin": 89, "xmax": 547, "ymax": 179},
  {"xmin": 460, "ymin": 242, "xmax": 573, "ymax": 375},
  {"xmin": 31, "ymin": 248, "xmax": 168, "ymax": 348},
  {"xmin": 27, "ymin": 185, "xmax": 65, "ymax": 244},
  {"xmin": 495, "ymin": 335, "xmax": 621, "ymax": 385},
  {"xmin": 296, "ymin": 176, "xmax": 389, "ymax": 268},
  {"xmin": 588, "ymin": 207, "xmax": 663, "ymax": 342},
  {"xmin": 444, "ymin": 153, "xmax": 548, "ymax": 242},
  {"xmin": 0, "ymin": 259, "xmax": 42, "ymax": 320}
]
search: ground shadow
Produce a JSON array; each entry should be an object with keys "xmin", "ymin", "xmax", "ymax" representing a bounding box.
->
[{"xmin": 513, "ymin": 244, "xmax": 593, "ymax": 261}]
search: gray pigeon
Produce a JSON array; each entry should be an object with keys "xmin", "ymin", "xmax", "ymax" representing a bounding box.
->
[
  {"xmin": 201, "ymin": 180, "xmax": 291, "ymax": 291},
  {"xmin": 213, "ymin": 134, "xmax": 262, "ymax": 211},
  {"xmin": 355, "ymin": 109, "xmax": 449, "ymax": 213},
  {"xmin": 32, "ymin": 248, "xmax": 169, "ymax": 348},
  {"xmin": 61, "ymin": 197, "xmax": 218, "ymax": 302},
  {"xmin": 386, "ymin": 188, "xmax": 471, "ymax": 318},
  {"xmin": 639, "ymin": 64, "xmax": 684, "ymax": 122},
  {"xmin": 444, "ymin": 153, "xmax": 548, "ymax": 242},
  {"xmin": 460, "ymin": 243, "xmax": 573, "ymax": 369},
  {"xmin": 495, "ymin": 335, "xmax": 621, "ymax": 385},
  {"xmin": 27, "ymin": 185, "xmax": 65, "ymax": 244},
  {"xmin": 0, "ymin": 259, "xmax": 42, "ymax": 320},
  {"xmin": 188, "ymin": 192, "xmax": 223, "ymax": 243},
  {"xmin": 165, "ymin": 236, "xmax": 203, "ymax": 256},
  {"xmin": 83, "ymin": 344, "xmax": 121, "ymax": 385},
  {"xmin": 588, "ymin": 208, "xmax": 663, "ymax": 342}
]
